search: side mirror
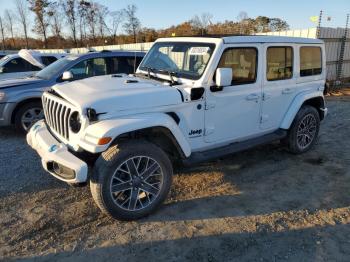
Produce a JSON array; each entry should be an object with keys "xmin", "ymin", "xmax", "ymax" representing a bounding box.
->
[
  {"xmin": 215, "ymin": 68, "xmax": 232, "ymax": 87},
  {"xmin": 62, "ymin": 71, "xmax": 73, "ymax": 81},
  {"xmin": 0, "ymin": 67, "xmax": 6, "ymax": 73}
]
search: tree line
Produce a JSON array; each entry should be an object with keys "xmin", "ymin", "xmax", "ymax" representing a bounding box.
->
[{"xmin": 0, "ymin": 1, "xmax": 289, "ymax": 50}]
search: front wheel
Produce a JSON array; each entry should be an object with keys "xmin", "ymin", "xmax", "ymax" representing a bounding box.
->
[
  {"xmin": 286, "ymin": 105, "xmax": 320, "ymax": 154},
  {"xmin": 90, "ymin": 140, "xmax": 173, "ymax": 220},
  {"xmin": 14, "ymin": 101, "xmax": 44, "ymax": 133}
]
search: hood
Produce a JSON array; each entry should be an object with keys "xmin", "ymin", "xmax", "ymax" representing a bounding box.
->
[
  {"xmin": 18, "ymin": 49, "xmax": 45, "ymax": 69},
  {"xmin": 0, "ymin": 77, "xmax": 44, "ymax": 90},
  {"xmin": 53, "ymin": 75, "xmax": 183, "ymax": 113}
]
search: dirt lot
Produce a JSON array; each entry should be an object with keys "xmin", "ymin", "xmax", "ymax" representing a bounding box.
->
[{"xmin": 1, "ymin": 96, "xmax": 350, "ymax": 261}]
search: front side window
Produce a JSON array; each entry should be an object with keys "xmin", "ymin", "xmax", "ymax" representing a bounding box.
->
[
  {"xmin": 139, "ymin": 42, "xmax": 215, "ymax": 80},
  {"xmin": 218, "ymin": 48, "xmax": 257, "ymax": 85},
  {"xmin": 300, "ymin": 47, "xmax": 322, "ymax": 77},
  {"xmin": 267, "ymin": 47, "xmax": 293, "ymax": 81},
  {"xmin": 69, "ymin": 58, "xmax": 107, "ymax": 80},
  {"xmin": 3, "ymin": 58, "xmax": 40, "ymax": 73}
]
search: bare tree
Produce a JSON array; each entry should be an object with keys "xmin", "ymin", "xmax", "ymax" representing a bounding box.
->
[
  {"xmin": 237, "ymin": 11, "xmax": 248, "ymax": 22},
  {"xmin": 61, "ymin": 0, "xmax": 78, "ymax": 47},
  {"xmin": 4, "ymin": 10, "xmax": 16, "ymax": 47},
  {"xmin": 86, "ymin": 2, "xmax": 98, "ymax": 42},
  {"xmin": 15, "ymin": 0, "xmax": 30, "ymax": 48},
  {"xmin": 95, "ymin": 3, "xmax": 109, "ymax": 40},
  {"xmin": 123, "ymin": 4, "xmax": 141, "ymax": 43},
  {"xmin": 190, "ymin": 13, "xmax": 213, "ymax": 35},
  {"xmin": 108, "ymin": 10, "xmax": 124, "ymax": 44},
  {"xmin": 0, "ymin": 16, "xmax": 5, "ymax": 50},
  {"xmin": 49, "ymin": 1, "xmax": 63, "ymax": 39},
  {"xmin": 78, "ymin": 0, "xmax": 90, "ymax": 45},
  {"xmin": 237, "ymin": 11, "xmax": 249, "ymax": 34},
  {"xmin": 27, "ymin": 0, "xmax": 52, "ymax": 48}
]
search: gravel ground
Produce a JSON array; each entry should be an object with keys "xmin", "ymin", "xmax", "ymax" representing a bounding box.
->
[{"xmin": 1, "ymin": 96, "xmax": 350, "ymax": 261}]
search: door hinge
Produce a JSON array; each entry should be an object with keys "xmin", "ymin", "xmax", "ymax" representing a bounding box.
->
[{"xmin": 205, "ymin": 102, "xmax": 216, "ymax": 110}]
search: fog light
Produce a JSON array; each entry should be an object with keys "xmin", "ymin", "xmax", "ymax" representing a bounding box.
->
[
  {"xmin": 97, "ymin": 137, "xmax": 112, "ymax": 145},
  {"xmin": 47, "ymin": 162, "xmax": 75, "ymax": 179}
]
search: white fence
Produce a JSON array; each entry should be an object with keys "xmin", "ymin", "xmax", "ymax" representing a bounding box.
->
[
  {"xmin": 36, "ymin": 42, "xmax": 154, "ymax": 54},
  {"xmin": 258, "ymin": 27, "xmax": 350, "ymax": 81}
]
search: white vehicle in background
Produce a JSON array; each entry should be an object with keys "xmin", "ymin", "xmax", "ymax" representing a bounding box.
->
[
  {"xmin": 0, "ymin": 50, "xmax": 65, "ymax": 81},
  {"xmin": 27, "ymin": 36, "xmax": 327, "ymax": 220}
]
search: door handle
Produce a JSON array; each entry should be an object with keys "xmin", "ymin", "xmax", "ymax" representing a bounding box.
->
[
  {"xmin": 282, "ymin": 88, "xmax": 295, "ymax": 94},
  {"xmin": 246, "ymin": 94, "xmax": 260, "ymax": 101}
]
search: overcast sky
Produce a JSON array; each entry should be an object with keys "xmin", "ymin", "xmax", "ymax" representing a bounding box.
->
[{"xmin": 0, "ymin": 0, "xmax": 348, "ymax": 36}]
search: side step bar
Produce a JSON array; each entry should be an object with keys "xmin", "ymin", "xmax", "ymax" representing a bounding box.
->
[{"xmin": 182, "ymin": 129, "xmax": 287, "ymax": 166}]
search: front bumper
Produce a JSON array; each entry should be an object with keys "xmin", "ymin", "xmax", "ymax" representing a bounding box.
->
[{"xmin": 27, "ymin": 120, "xmax": 88, "ymax": 184}]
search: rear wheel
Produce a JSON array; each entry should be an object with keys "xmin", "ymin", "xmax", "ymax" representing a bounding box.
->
[
  {"xmin": 14, "ymin": 101, "xmax": 44, "ymax": 133},
  {"xmin": 90, "ymin": 140, "xmax": 173, "ymax": 220},
  {"xmin": 286, "ymin": 105, "xmax": 320, "ymax": 154}
]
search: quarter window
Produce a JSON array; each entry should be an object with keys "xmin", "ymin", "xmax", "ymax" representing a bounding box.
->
[
  {"xmin": 218, "ymin": 48, "xmax": 257, "ymax": 85},
  {"xmin": 300, "ymin": 47, "xmax": 322, "ymax": 77},
  {"xmin": 267, "ymin": 47, "xmax": 293, "ymax": 81}
]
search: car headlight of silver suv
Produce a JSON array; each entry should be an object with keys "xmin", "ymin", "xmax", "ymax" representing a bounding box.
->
[{"xmin": 69, "ymin": 111, "xmax": 82, "ymax": 133}]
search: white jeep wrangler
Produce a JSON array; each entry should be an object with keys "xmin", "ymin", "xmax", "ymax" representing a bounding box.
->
[{"xmin": 27, "ymin": 36, "xmax": 327, "ymax": 220}]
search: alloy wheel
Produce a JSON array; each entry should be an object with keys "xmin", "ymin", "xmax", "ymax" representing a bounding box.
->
[
  {"xmin": 21, "ymin": 107, "xmax": 44, "ymax": 131},
  {"xmin": 109, "ymin": 156, "xmax": 163, "ymax": 211},
  {"xmin": 296, "ymin": 113, "xmax": 317, "ymax": 150}
]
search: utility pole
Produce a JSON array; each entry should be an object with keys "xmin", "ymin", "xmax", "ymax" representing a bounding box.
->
[
  {"xmin": 336, "ymin": 14, "xmax": 349, "ymax": 85},
  {"xmin": 316, "ymin": 10, "xmax": 323, "ymax": 38}
]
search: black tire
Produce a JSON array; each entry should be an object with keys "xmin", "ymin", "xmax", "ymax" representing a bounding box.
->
[
  {"xmin": 90, "ymin": 140, "xmax": 173, "ymax": 220},
  {"xmin": 14, "ymin": 101, "xmax": 43, "ymax": 133},
  {"xmin": 286, "ymin": 105, "xmax": 320, "ymax": 154}
]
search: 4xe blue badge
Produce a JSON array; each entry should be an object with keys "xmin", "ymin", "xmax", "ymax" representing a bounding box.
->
[{"xmin": 49, "ymin": 145, "xmax": 58, "ymax": 153}]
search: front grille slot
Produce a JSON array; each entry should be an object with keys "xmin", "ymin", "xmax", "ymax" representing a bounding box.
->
[{"xmin": 42, "ymin": 93, "xmax": 75, "ymax": 141}]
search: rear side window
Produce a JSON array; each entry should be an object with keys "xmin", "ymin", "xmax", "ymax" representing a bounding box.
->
[
  {"xmin": 108, "ymin": 56, "xmax": 140, "ymax": 75},
  {"xmin": 267, "ymin": 47, "xmax": 293, "ymax": 81},
  {"xmin": 41, "ymin": 56, "xmax": 58, "ymax": 66},
  {"xmin": 218, "ymin": 48, "xmax": 257, "ymax": 85},
  {"xmin": 300, "ymin": 47, "xmax": 322, "ymax": 77}
]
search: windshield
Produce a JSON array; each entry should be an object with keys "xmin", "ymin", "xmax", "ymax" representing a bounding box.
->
[
  {"xmin": 139, "ymin": 42, "xmax": 215, "ymax": 80},
  {"xmin": 35, "ymin": 56, "xmax": 78, "ymax": 80},
  {"xmin": 0, "ymin": 56, "xmax": 10, "ymax": 66}
]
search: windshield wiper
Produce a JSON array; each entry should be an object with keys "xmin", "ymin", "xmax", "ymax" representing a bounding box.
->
[
  {"xmin": 156, "ymin": 69, "xmax": 179, "ymax": 86},
  {"xmin": 141, "ymin": 66, "xmax": 155, "ymax": 79}
]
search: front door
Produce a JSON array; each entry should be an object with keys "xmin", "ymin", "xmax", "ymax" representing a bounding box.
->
[{"xmin": 204, "ymin": 45, "xmax": 262, "ymax": 143}]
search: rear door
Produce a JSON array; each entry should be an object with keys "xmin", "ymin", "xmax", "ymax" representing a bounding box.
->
[{"xmin": 260, "ymin": 44, "xmax": 296, "ymax": 130}]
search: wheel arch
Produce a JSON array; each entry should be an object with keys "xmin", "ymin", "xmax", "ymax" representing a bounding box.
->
[
  {"xmin": 11, "ymin": 97, "xmax": 42, "ymax": 124},
  {"xmin": 81, "ymin": 113, "xmax": 191, "ymax": 158},
  {"xmin": 280, "ymin": 92, "xmax": 326, "ymax": 130}
]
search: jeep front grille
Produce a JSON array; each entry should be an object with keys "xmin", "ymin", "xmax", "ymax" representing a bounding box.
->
[{"xmin": 42, "ymin": 92, "xmax": 74, "ymax": 141}]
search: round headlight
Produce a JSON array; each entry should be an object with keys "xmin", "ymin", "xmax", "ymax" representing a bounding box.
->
[{"xmin": 69, "ymin": 112, "xmax": 82, "ymax": 133}]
